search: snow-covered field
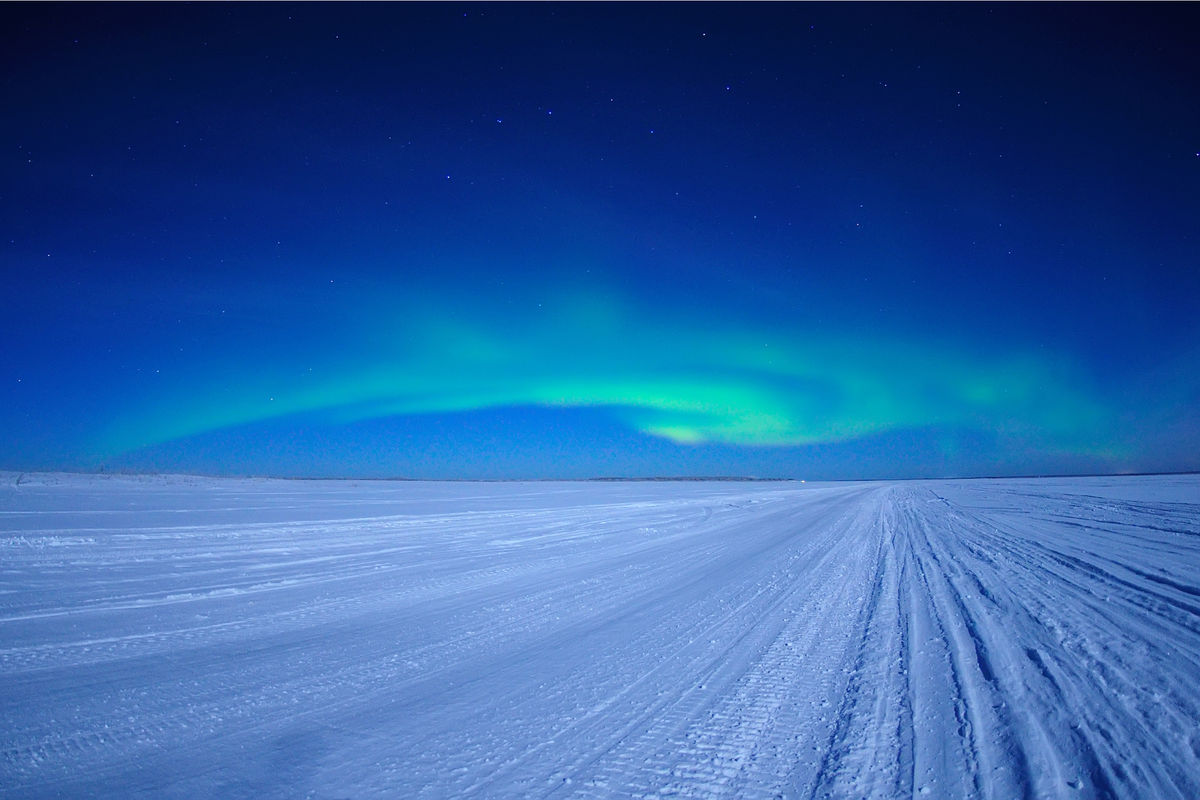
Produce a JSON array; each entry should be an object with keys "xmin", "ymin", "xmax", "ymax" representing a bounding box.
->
[{"xmin": 2, "ymin": 472, "xmax": 1198, "ymax": 799}]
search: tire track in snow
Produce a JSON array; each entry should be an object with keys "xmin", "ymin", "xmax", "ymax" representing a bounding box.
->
[
  {"xmin": 906, "ymin": 482, "xmax": 1198, "ymax": 799},
  {"xmin": 3, "ymin": 474, "xmax": 1199, "ymax": 799},
  {"xmin": 573, "ymin": 489, "xmax": 887, "ymax": 799},
  {"xmin": 452, "ymin": 487, "xmax": 882, "ymax": 798}
]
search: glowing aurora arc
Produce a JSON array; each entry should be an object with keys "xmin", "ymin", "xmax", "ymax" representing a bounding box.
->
[{"xmin": 99, "ymin": 287, "xmax": 1110, "ymax": 458}]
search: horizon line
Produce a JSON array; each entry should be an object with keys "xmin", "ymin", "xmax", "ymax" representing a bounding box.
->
[{"xmin": 4, "ymin": 468, "xmax": 1198, "ymax": 485}]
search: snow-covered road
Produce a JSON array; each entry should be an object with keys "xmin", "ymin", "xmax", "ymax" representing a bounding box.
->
[{"xmin": 2, "ymin": 473, "xmax": 1198, "ymax": 798}]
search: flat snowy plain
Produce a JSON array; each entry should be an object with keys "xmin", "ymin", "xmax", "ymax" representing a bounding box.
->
[{"xmin": 2, "ymin": 472, "xmax": 1198, "ymax": 799}]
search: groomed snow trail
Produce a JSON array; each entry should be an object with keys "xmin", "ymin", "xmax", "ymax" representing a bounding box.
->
[{"xmin": 1, "ymin": 473, "xmax": 1197, "ymax": 799}]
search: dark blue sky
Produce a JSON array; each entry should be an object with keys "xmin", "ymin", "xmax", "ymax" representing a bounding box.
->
[{"xmin": 3, "ymin": 2, "xmax": 1198, "ymax": 479}]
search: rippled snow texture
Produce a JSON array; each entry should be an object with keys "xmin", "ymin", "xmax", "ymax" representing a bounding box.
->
[{"xmin": 2, "ymin": 472, "xmax": 1198, "ymax": 798}]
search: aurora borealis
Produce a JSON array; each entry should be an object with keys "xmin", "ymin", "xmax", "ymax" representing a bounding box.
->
[
  {"xmin": 3, "ymin": 3, "xmax": 1198, "ymax": 478},
  {"xmin": 97, "ymin": 281, "xmax": 1106, "ymax": 454}
]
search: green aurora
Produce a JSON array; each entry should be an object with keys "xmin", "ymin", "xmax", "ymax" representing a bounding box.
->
[{"xmin": 98, "ymin": 284, "xmax": 1114, "ymax": 461}]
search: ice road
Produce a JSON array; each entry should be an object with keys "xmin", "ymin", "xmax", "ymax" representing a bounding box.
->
[{"xmin": 2, "ymin": 473, "xmax": 1198, "ymax": 799}]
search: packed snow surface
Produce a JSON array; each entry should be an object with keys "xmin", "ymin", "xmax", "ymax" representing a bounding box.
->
[{"xmin": 2, "ymin": 473, "xmax": 1198, "ymax": 799}]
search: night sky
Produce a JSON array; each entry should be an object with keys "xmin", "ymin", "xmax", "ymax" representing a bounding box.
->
[{"xmin": 3, "ymin": 3, "xmax": 1198, "ymax": 479}]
